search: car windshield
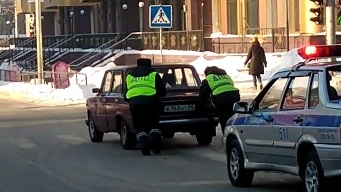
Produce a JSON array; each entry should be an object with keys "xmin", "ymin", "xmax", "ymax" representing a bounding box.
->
[{"xmin": 154, "ymin": 66, "xmax": 200, "ymax": 89}]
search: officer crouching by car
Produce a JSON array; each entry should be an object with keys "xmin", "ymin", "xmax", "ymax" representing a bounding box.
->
[
  {"xmin": 124, "ymin": 58, "xmax": 166, "ymax": 156},
  {"xmin": 199, "ymin": 66, "xmax": 240, "ymax": 135}
]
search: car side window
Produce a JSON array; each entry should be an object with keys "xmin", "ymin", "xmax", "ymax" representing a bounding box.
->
[
  {"xmin": 102, "ymin": 71, "xmax": 113, "ymax": 94},
  {"xmin": 308, "ymin": 74, "xmax": 319, "ymax": 108},
  {"xmin": 111, "ymin": 71, "xmax": 122, "ymax": 94},
  {"xmin": 258, "ymin": 77, "xmax": 288, "ymax": 111},
  {"xmin": 281, "ymin": 76, "xmax": 310, "ymax": 110}
]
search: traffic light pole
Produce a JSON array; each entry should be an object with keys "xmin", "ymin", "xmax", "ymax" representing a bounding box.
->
[{"xmin": 325, "ymin": 0, "xmax": 336, "ymax": 45}]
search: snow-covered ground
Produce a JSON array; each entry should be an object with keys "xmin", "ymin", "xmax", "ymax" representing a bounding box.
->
[{"xmin": 0, "ymin": 49, "xmax": 303, "ymax": 106}]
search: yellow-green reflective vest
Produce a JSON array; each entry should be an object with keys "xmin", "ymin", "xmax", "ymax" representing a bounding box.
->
[
  {"xmin": 126, "ymin": 72, "xmax": 157, "ymax": 99},
  {"xmin": 206, "ymin": 74, "xmax": 238, "ymax": 96}
]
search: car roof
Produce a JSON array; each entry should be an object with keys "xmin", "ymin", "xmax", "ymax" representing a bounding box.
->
[
  {"xmin": 107, "ymin": 63, "xmax": 193, "ymax": 71},
  {"xmin": 276, "ymin": 61, "xmax": 341, "ymax": 74}
]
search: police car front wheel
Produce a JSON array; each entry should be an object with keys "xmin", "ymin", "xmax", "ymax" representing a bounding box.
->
[
  {"xmin": 303, "ymin": 150, "xmax": 324, "ymax": 192},
  {"xmin": 227, "ymin": 139, "xmax": 254, "ymax": 187}
]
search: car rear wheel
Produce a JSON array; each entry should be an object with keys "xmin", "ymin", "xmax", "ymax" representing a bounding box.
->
[
  {"xmin": 88, "ymin": 115, "xmax": 104, "ymax": 142},
  {"xmin": 302, "ymin": 150, "xmax": 324, "ymax": 192},
  {"xmin": 119, "ymin": 120, "xmax": 137, "ymax": 150},
  {"xmin": 227, "ymin": 139, "xmax": 254, "ymax": 187},
  {"xmin": 196, "ymin": 132, "xmax": 213, "ymax": 145}
]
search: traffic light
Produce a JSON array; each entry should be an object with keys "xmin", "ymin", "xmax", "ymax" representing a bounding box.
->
[
  {"xmin": 309, "ymin": 0, "xmax": 324, "ymax": 25},
  {"xmin": 310, "ymin": 7, "xmax": 324, "ymax": 25},
  {"xmin": 338, "ymin": 7, "xmax": 341, "ymax": 25},
  {"xmin": 310, "ymin": 0, "xmax": 323, "ymax": 5}
]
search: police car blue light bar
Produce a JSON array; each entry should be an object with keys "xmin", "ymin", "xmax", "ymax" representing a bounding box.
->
[{"xmin": 297, "ymin": 44, "xmax": 341, "ymax": 60}]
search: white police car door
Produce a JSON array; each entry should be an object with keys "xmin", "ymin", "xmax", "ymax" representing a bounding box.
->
[
  {"xmin": 242, "ymin": 76, "xmax": 289, "ymax": 164},
  {"xmin": 271, "ymin": 71, "xmax": 311, "ymax": 166}
]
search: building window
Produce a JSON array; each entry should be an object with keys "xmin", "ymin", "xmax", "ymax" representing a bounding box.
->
[
  {"xmin": 246, "ymin": 0, "xmax": 259, "ymax": 29},
  {"xmin": 266, "ymin": 0, "xmax": 278, "ymax": 28},
  {"xmin": 228, "ymin": 0, "xmax": 238, "ymax": 34}
]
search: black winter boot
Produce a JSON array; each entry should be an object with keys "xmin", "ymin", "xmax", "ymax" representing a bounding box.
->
[
  {"xmin": 149, "ymin": 129, "xmax": 162, "ymax": 155},
  {"xmin": 137, "ymin": 133, "xmax": 150, "ymax": 156}
]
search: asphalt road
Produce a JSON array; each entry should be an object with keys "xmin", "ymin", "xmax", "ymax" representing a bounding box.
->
[{"xmin": 0, "ymin": 98, "xmax": 303, "ymax": 192}]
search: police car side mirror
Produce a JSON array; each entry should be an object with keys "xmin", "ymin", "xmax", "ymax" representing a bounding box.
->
[
  {"xmin": 233, "ymin": 102, "xmax": 250, "ymax": 114},
  {"xmin": 92, "ymin": 88, "xmax": 101, "ymax": 94}
]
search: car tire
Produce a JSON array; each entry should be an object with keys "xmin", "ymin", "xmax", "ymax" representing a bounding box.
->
[
  {"xmin": 162, "ymin": 132, "xmax": 175, "ymax": 139},
  {"xmin": 88, "ymin": 115, "xmax": 104, "ymax": 143},
  {"xmin": 302, "ymin": 150, "xmax": 324, "ymax": 192},
  {"xmin": 196, "ymin": 132, "xmax": 213, "ymax": 145},
  {"xmin": 119, "ymin": 120, "xmax": 137, "ymax": 150},
  {"xmin": 227, "ymin": 139, "xmax": 254, "ymax": 187}
]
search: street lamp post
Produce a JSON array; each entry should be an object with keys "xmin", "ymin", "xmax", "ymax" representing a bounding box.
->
[
  {"xmin": 201, "ymin": 3, "xmax": 204, "ymax": 51},
  {"xmin": 122, "ymin": 4, "xmax": 128, "ymax": 34},
  {"xmin": 6, "ymin": 20, "xmax": 16, "ymax": 45},
  {"xmin": 69, "ymin": 11, "xmax": 74, "ymax": 35},
  {"xmin": 285, "ymin": 0, "xmax": 290, "ymax": 51},
  {"xmin": 138, "ymin": 2, "xmax": 144, "ymax": 32}
]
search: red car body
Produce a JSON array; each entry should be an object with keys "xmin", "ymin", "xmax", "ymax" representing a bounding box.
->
[{"xmin": 85, "ymin": 64, "xmax": 218, "ymax": 149}]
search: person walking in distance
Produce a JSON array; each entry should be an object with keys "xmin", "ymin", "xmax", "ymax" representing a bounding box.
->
[
  {"xmin": 199, "ymin": 66, "xmax": 240, "ymax": 135},
  {"xmin": 244, "ymin": 37, "xmax": 267, "ymax": 90},
  {"xmin": 125, "ymin": 58, "xmax": 166, "ymax": 156}
]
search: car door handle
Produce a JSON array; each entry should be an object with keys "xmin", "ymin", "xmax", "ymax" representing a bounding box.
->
[
  {"xmin": 293, "ymin": 116, "xmax": 303, "ymax": 123},
  {"xmin": 114, "ymin": 99, "xmax": 119, "ymax": 103}
]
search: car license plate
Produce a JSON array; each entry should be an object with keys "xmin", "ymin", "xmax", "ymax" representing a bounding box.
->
[{"xmin": 164, "ymin": 104, "xmax": 195, "ymax": 112}]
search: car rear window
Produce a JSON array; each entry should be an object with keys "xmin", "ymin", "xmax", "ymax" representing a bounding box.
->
[{"xmin": 154, "ymin": 67, "xmax": 200, "ymax": 89}]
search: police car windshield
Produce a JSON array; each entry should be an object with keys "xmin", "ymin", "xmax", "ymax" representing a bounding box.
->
[{"xmin": 154, "ymin": 67, "xmax": 200, "ymax": 89}]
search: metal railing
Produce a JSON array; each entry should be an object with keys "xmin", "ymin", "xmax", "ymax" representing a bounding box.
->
[
  {"xmin": 0, "ymin": 68, "xmax": 88, "ymax": 89},
  {"xmin": 206, "ymin": 27, "xmax": 287, "ymax": 54},
  {"xmin": 0, "ymin": 37, "xmax": 36, "ymax": 61},
  {"xmin": 21, "ymin": 36, "xmax": 71, "ymax": 68},
  {"xmin": 86, "ymin": 32, "xmax": 143, "ymax": 69},
  {"xmin": 69, "ymin": 33, "xmax": 122, "ymax": 66}
]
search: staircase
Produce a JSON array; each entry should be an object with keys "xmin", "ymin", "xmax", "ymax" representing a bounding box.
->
[
  {"xmin": 0, "ymin": 37, "xmax": 36, "ymax": 64},
  {"xmin": 68, "ymin": 33, "xmax": 123, "ymax": 70},
  {"xmin": 16, "ymin": 36, "xmax": 71, "ymax": 71},
  {"xmin": 90, "ymin": 32, "xmax": 143, "ymax": 68}
]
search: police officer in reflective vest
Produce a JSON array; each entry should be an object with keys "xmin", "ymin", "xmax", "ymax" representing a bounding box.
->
[
  {"xmin": 200, "ymin": 66, "xmax": 240, "ymax": 134},
  {"xmin": 125, "ymin": 58, "xmax": 166, "ymax": 156}
]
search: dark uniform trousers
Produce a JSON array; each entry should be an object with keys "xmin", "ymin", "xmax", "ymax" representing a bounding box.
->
[
  {"xmin": 128, "ymin": 96, "xmax": 161, "ymax": 147},
  {"xmin": 212, "ymin": 90, "xmax": 240, "ymax": 134}
]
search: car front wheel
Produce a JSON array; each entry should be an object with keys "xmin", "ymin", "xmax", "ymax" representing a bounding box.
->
[
  {"xmin": 119, "ymin": 120, "xmax": 137, "ymax": 150},
  {"xmin": 303, "ymin": 150, "xmax": 324, "ymax": 192},
  {"xmin": 88, "ymin": 115, "xmax": 104, "ymax": 142},
  {"xmin": 227, "ymin": 139, "xmax": 254, "ymax": 187}
]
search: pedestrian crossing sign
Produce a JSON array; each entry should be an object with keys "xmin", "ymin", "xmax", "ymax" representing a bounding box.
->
[{"xmin": 149, "ymin": 5, "xmax": 172, "ymax": 29}]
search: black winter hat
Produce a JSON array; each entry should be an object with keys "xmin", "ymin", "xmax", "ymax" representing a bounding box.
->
[
  {"xmin": 204, "ymin": 66, "xmax": 218, "ymax": 76},
  {"xmin": 137, "ymin": 58, "xmax": 152, "ymax": 67}
]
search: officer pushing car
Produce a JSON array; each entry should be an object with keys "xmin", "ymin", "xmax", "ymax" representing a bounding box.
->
[
  {"xmin": 199, "ymin": 66, "xmax": 240, "ymax": 134},
  {"xmin": 124, "ymin": 58, "xmax": 166, "ymax": 156}
]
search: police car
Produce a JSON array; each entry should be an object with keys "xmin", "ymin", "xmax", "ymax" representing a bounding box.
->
[{"xmin": 223, "ymin": 45, "xmax": 341, "ymax": 192}]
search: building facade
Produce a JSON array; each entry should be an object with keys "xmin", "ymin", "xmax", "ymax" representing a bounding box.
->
[
  {"xmin": 18, "ymin": 0, "xmax": 212, "ymax": 36},
  {"xmin": 16, "ymin": 0, "xmax": 341, "ymax": 37}
]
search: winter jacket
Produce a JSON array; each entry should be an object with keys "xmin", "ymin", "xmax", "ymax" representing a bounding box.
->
[
  {"xmin": 124, "ymin": 65, "xmax": 166, "ymax": 101},
  {"xmin": 244, "ymin": 40, "xmax": 267, "ymax": 75},
  {"xmin": 199, "ymin": 67, "xmax": 238, "ymax": 100}
]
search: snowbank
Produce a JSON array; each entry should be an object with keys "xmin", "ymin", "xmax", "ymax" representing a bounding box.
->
[
  {"xmin": 190, "ymin": 52, "xmax": 287, "ymax": 82},
  {"xmin": 0, "ymin": 49, "xmax": 302, "ymax": 106}
]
